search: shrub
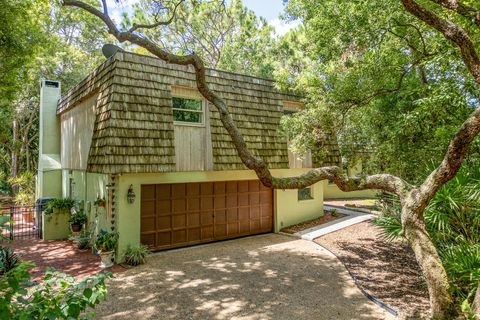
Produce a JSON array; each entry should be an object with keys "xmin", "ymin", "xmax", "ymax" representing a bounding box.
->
[
  {"xmin": 124, "ymin": 245, "xmax": 150, "ymax": 266},
  {"xmin": 0, "ymin": 246, "xmax": 19, "ymax": 275},
  {"xmin": 69, "ymin": 211, "xmax": 88, "ymax": 225},
  {"xmin": 77, "ymin": 237, "xmax": 91, "ymax": 250},
  {"xmin": 44, "ymin": 198, "xmax": 76, "ymax": 215},
  {"xmin": 94, "ymin": 230, "xmax": 118, "ymax": 252},
  {"xmin": 0, "ymin": 262, "xmax": 110, "ymax": 319},
  {"xmin": 373, "ymin": 161, "xmax": 480, "ymax": 310}
]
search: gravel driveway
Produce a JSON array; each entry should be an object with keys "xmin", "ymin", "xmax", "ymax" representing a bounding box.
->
[{"xmin": 95, "ymin": 234, "xmax": 392, "ymax": 320}]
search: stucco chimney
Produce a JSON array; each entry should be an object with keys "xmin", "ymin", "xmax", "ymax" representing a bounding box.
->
[{"xmin": 36, "ymin": 80, "xmax": 62, "ymax": 199}]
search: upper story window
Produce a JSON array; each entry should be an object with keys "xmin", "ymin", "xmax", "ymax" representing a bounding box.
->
[{"xmin": 172, "ymin": 97, "xmax": 204, "ymax": 125}]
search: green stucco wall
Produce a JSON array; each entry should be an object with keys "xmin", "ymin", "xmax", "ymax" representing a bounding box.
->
[
  {"xmin": 323, "ymin": 180, "xmax": 377, "ymax": 199},
  {"xmin": 42, "ymin": 209, "xmax": 70, "ymax": 240},
  {"xmin": 61, "ymin": 170, "xmax": 109, "ymax": 238}
]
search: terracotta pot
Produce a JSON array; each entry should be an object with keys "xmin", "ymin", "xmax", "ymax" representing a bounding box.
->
[
  {"xmin": 23, "ymin": 210, "xmax": 34, "ymax": 223},
  {"xmin": 71, "ymin": 224, "xmax": 82, "ymax": 232},
  {"xmin": 99, "ymin": 251, "xmax": 114, "ymax": 268}
]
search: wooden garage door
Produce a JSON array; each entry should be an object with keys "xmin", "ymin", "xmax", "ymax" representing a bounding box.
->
[{"xmin": 140, "ymin": 180, "xmax": 273, "ymax": 251}]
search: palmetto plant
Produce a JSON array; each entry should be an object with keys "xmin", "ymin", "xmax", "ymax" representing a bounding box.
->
[
  {"xmin": 0, "ymin": 246, "xmax": 20, "ymax": 275},
  {"xmin": 373, "ymin": 161, "xmax": 480, "ymax": 302}
]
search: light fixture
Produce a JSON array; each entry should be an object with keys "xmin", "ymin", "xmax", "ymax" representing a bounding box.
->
[{"xmin": 127, "ymin": 184, "xmax": 136, "ymax": 204}]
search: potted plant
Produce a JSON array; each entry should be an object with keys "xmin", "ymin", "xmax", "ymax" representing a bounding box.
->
[
  {"xmin": 69, "ymin": 211, "xmax": 87, "ymax": 232},
  {"xmin": 94, "ymin": 230, "xmax": 118, "ymax": 268},
  {"xmin": 94, "ymin": 197, "xmax": 105, "ymax": 208}
]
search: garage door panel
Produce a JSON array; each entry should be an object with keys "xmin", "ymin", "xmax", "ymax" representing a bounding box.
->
[
  {"xmin": 238, "ymin": 193, "xmax": 249, "ymax": 206},
  {"xmin": 186, "ymin": 183, "xmax": 200, "ymax": 196},
  {"xmin": 227, "ymin": 208, "xmax": 237, "ymax": 222},
  {"xmin": 249, "ymin": 193, "xmax": 260, "ymax": 205},
  {"xmin": 141, "ymin": 180, "xmax": 273, "ymax": 251},
  {"xmin": 157, "ymin": 232, "xmax": 171, "ymax": 246},
  {"xmin": 227, "ymin": 222, "xmax": 239, "ymax": 235},
  {"xmin": 248, "ymin": 180, "xmax": 260, "ymax": 192},
  {"xmin": 201, "ymin": 183, "xmax": 213, "ymax": 195},
  {"xmin": 250, "ymin": 206, "xmax": 260, "ymax": 220},
  {"xmin": 201, "ymin": 211, "xmax": 213, "ymax": 225},
  {"xmin": 188, "ymin": 228, "xmax": 200, "ymax": 241},
  {"xmin": 187, "ymin": 212, "xmax": 200, "ymax": 227},
  {"xmin": 214, "ymin": 196, "xmax": 225, "ymax": 209},
  {"xmin": 157, "ymin": 216, "xmax": 171, "ymax": 230},
  {"xmin": 226, "ymin": 194, "xmax": 237, "ymax": 207},
  {"xmin": 238, "ymin": 181, "xmax": 249, "ymax": 193},
  {"xmin": 172, "ymin": 184, "xmax": 186, "ymax": 199},
  {"xmin": 214, "ymin": 182, "xmax": 226, "ymax": 194},
  {"xmin": 142, "ymin": 185, "xmax": 156, "ymax": 200},
  {"xmin": 141, "ymin": 233, "xmax": 155, "ymax": 247},
  {"xmin": 172, "ymin": 214, "xmax": 186, "ymax": 229},
  {"xmin": 214, "ymin": 225, "xmax": 227, "ymax": 237},
  {"xmin": 141, "ymin": 217, "xmax": 156, "ymax": 232},
  {"xmin": 238, "ymin": 207, "xmax": 249, "ymax": 221},
  {"xmin": 173, "ymin": 199, "xmax": 186, "ymax": 212},
  {"xmin": 172, "ymin": 230, "xmax": 186, "ymax": 243},
  {"xmin": 188, "ymin": 198, "xmax": 200, "ymax": 211},
  {"xmin": 201, "ymin": 198, "xmax": 213, "ymax": 210},
  {"xmin": 156, "ymin": 184, "xmax": 171, "ymax": 199},
  {"xmin": 239, "ymin": 220, "xmax": 249, "ymax": 233},
  {"xmin": 214, "ymin": 210, "xmax": 226, "ymax": 224},
  {"xmin": 226, "ymin": 181, "xmax": 237, "ymax": 193},
  {"xmin": 201, "ymin": 226, "xmax": 213, "ymax": 239},
  {"xmin": 141, "ymin": 201, "xmax": 155, "ymax": 217},
  {"xmin": 261, "ymin": 204, "xmax": 272, "ymax": 217},
  {"xmin": 250, "ymin": 219, "xmax": 260, "ymax": 232},
  {"xmin": 157, "ymin": 200, "xmax": 171, "ymax": 215},
  {"xmin": 260, "ymin": 192, "xmax": 271, "ymax": 203}
]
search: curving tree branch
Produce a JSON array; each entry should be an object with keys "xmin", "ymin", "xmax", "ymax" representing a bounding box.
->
[
  {"xmin": 62, "ymin": 0, "xmax": 413, "ymax": 197},
  {"xmin": 401, "ymin": 0, "xmax": 480, "ymax": 84},
  {"xmin": 430, "ymin": 0, "xmax": 480, "ymax": 27},
  {"xmin": 127, "ymin": 0, "xmax": 185, "ymax": 33}
]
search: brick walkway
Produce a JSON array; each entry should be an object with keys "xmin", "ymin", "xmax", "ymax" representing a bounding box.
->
[{"xmin": 6, "ymin": 239, "xmax": 125, "ymax": 281}]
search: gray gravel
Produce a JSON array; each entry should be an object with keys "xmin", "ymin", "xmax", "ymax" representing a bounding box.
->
[{"xmin": 95, "ymin": 234, "xmax": 393, "ymax": 320}]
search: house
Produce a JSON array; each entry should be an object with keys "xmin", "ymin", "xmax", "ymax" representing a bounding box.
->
[{"xmin": 36, "ymin": 51, "xmax": 325, "ymax": 260}]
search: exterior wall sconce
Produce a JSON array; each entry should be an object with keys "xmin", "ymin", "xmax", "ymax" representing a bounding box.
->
[{"xmin": 127, "ymin": 184, "xmax": 136, "ymax": 204}]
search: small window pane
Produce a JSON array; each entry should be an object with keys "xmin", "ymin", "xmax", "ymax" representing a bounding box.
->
[
  {"xmin": 173, "ymin": 97, "xmax": 202, "ymax": 111},
  {"xmin": 173, "ymin": 110, "xmax": 202, "ymax": 123},
  {"xmin": 298, "ymin": 187, "xmax": 313, "ymax": 201}
]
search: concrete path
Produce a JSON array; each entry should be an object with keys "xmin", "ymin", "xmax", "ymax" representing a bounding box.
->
[
  {"xmin": 294, "ymin": 206, "xmax": 375, "ymax": 241},
  {"xmin": 95, "ymin": 234, "xmax": 393, "ymax": 320}
]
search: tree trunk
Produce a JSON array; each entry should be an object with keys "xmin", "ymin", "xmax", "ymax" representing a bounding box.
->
[
  {"xmin": 402, "ymin": 206, "xmax": 454, "ymax": 319},
  {"xmin": 472, "ymin": 283, "xmax": 480, "ymax": 318}
]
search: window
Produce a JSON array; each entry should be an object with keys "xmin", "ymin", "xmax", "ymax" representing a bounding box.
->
[
  {"xmin": 172, "ymin": 97, "xmax": 204, "ymax": 124},
  {"xmin": 298, "ymin": 187, "xmax": 314, "ymax": 201}
]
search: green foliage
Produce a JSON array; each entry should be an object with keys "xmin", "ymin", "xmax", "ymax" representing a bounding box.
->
[
  {"xmin": 8, "ymin": 172, "xmax": 35, "ymax": 206},
  {"xmin": 44, "ymin": 198, "xmax": 76, "ymax": 215},
  {"xmin": 69, "ymin": 210, "xmax": 88, "ymax": 225},
  {"xmin": 130, "ymin": 0, "xmax": 275, "ymax": 77},
  {"xmin": 76, "ymin": 237, "xmax": 91, "ymax": 250},
  {"xmin": 0, "ymin": 215, "xmax": 11, "ymax": 242},
  {"xmin": 279, "ymin": 0, "xmax": 480, "ymax": 182},
  {"xmin": 374, "ymin": 162, "xmax": 480, "ymax": 309},
  {"xmin": 123, "ymin": 245, "xmax": 150, "ymax": 266},
  {"xmin": 0, "ymin": 262, "xmax": 110, "ymax": 319},
  {"xmin": 0, "ymin": 246, "xmax": 20, "ymax": 275},
  {"xmin": 94, "ymin": 230, "xmax": 119, "ymax": 253}
]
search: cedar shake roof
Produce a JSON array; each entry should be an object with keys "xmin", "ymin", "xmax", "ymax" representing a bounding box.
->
[{"xmin": 57, "ymin": 51, "xmax": 303, "ymax": 174}]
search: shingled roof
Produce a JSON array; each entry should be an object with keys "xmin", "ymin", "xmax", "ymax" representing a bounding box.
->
[{"xmin": 57, "ymin": 51, "xmax": 302, "ymax": 174}]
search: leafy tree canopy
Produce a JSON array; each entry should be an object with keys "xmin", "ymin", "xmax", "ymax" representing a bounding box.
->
[{"xmin": 279, "ymin": 0, "xmax": 480, "ymax": 183}]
